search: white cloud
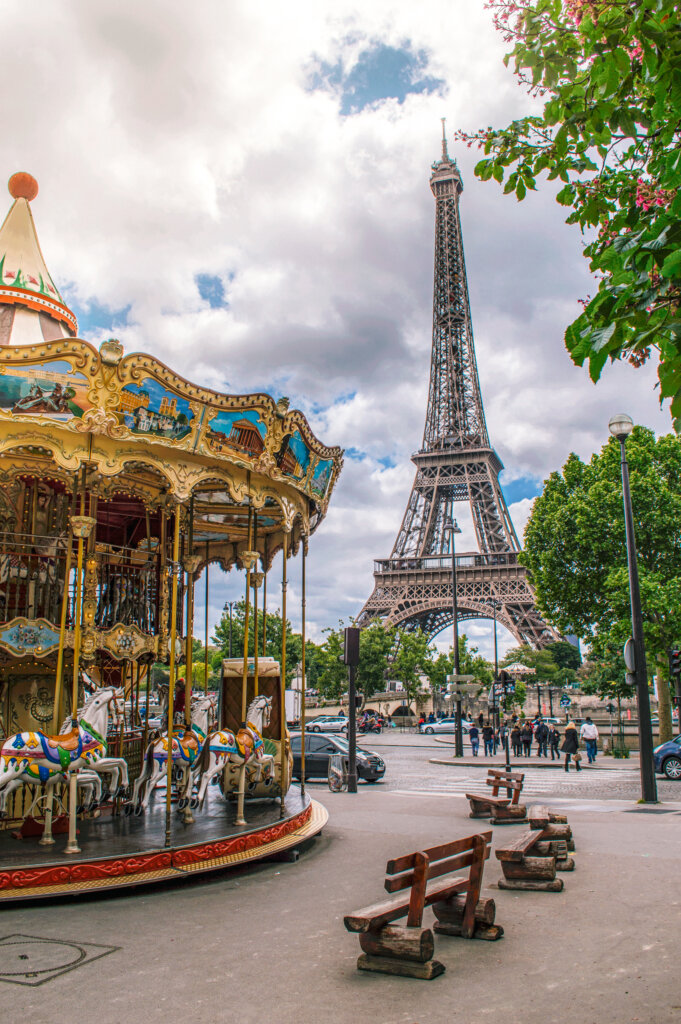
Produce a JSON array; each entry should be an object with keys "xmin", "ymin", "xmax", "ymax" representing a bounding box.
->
[{"xmin": 4, "ymin": 0, "xmax": 672, "ymax": 649}]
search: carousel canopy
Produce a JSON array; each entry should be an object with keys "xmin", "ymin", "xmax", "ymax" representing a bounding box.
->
[{"xmin": 0, "ymin": 172, "xmax": 77, "ymax": 346}]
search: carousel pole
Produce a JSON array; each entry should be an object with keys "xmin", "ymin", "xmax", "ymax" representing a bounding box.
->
[
  {"xmin": 204, "ymin": 541, "xmax": 210, "ymax": 696},
  {"xmin": 262, "ymin": 536, "xmax": 268, "ymax": 657},
  {"xmin": 300, "ymin": 534, "xmax": 306, "ymax": 798},
  {"xmin": 280, "ymin": 530, "xmax": 288, "ymax": 815},
  {"xmin": 182, "ymin": 500, "xmax": 200, "ymax": 826},
  {"xmin": 51, "ymin": 538, "xmax": 73, "ymax": 732},
  {"xmin": 65, "ymin": 465, "xmax": 92, "ymax": 856},
  {"xmin": 236, "ymin": 490, "xmax": 254, "ymax": 828},
  {"xmin": 165, "ymin": 506, "xmax": 181, "ymax": 847},
  {"xmin": 253, "ymin": 514, "xmax": 259, "ymax": 697}
]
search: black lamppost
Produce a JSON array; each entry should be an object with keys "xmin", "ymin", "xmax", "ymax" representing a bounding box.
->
[
  {"xmin": 224, "ymin": 600, "xmax": 236, "ymax": 659},
  {"xmin": 608, "ymin": 413, "xmax": 657, "ymax": 803},
  {"xmin": 490, "ymin": 597, "xmax": 499, "ymax": 680},
  {"xmin": 444, "ymin": 517, "xmax": 463, "ymax": 757}
]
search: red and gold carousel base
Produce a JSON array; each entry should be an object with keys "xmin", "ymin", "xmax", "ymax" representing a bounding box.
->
[{"xmin": 0, "ymin": 788, "xmax": 326, "ymax": 903}]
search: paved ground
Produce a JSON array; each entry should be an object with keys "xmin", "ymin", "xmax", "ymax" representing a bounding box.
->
[{"xmin": 1, "ymin": 744, "xmax": 680, "ymax": 1024}]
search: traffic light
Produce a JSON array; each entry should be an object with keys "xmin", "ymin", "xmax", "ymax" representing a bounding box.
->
[
  {"xmin": 342, "ymin": 626, "xmax": 360, "ymax": 667},
  {"xmin": 668, "ymin": 646, "xmax": 681, "ymax": 678}
]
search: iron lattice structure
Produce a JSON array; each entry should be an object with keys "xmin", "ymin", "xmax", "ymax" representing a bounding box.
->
[{"xmin": 359, "ymin": 133, "xmax": 555, "ymax": 646}]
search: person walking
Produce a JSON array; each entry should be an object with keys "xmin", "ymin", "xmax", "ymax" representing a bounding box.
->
[
  {"xmin": 580, "ymin": 716, "xmax": 599, "ymax": 763},
  {"xmin": 548, "ymin": 724, "xmax": 561, "ymax": 760},
  {"xmin": 481, "ymin": 721, "xmax": 495, "ymax": 757},
  {"xmin": 561, "ymin": 721, "xmax": 581, "ymax": 772},
  {"xmin": 469, "ymin": 723, "xmax": 480, "ymax": 756},
  {"xmin": 520, "ymin": 721, "xmax": 533, "ymax": 757},
  {"xmin": 535, "ymin": 719, "xmax": 549, "ymax": 758},
  {"xmin": 511, "ymin": 723, "xmax": 522, "ymax": 757}
]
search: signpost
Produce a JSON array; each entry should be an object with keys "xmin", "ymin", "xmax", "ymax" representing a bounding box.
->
[
  {"xmin": 445, "ymin": 675, "xmax": 475, "ymax": 759},
  {"xmin": 559, "ymin": 693, "xmax": 570, "ymax": 724}
]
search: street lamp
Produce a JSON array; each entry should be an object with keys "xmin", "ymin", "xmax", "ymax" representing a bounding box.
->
[
  {"xmin": 608, "ymin": 413, "xmax": 657, "ymax": 803},
  {"xmin": 444, "ymin": 518, "xmax": 463, "ymax": 757},
  {"xmin": 490, "ymin": 596, "xmax": 499, "ymax": 680},
  {"xmin": 224, "ymin": 600, "xmax": 236, "ymax": 659}
]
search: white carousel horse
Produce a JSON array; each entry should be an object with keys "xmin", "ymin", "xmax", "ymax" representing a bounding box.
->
[
  {"xmin": 0, "ymin": 686, "xmax": 128, "ymax": 816},
  {"xmin": 130, "ymin": 694, "xmax": 216, "ymax": 814},
  {"xmin": 191, "ymin": 694, "xmax": 276, "ymax": 810},
  {"xmin": 58, "ymin": 704, "xmax": 126, "ymax": 800}
]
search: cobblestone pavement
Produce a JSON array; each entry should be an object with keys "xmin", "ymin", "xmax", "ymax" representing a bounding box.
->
[{"xmin": 305, "ymin": 738, "xmax": 681, "ymax": 802}]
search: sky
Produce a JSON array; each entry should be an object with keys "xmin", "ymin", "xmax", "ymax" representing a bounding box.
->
[{"xmin": 2, "ymin": 0, "xmax": 671, "ymax": 661}]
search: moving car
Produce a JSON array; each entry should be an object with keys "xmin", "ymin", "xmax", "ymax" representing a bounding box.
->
[
  {"xmin": 653, "ymin": 734, "xmax": 681, "ymax": 780},
  {"xmin": 290, "ymin": 733, "xmax": 385, "ymax": 782},
  {"xmin": 305, "ymin": 715, "xmax": 348, "ymax": 734},
  {"xmin": 419, "ymin": 717, "xmax": 472, "ymax": 736}
]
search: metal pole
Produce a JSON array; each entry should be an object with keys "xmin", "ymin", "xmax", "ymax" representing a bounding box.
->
[
  {"xmin": 51, "ymin": 539, "xmax": 73, "ymax": 732},
  {"xmin": 619, "ymin": 436, "xmax": 657, "ymax": 802},
  {"xmin": 450, "ymin": 525, "xmax": 463, "ymax": 758},
  {"xmin": 204, "ymin": 541, "xmax": 209, "ymax": 695},
  {"xmin": 348, "ymin": 662, "xmax": 357, "ymax": 793},
  {"xmin": 165, "ymin": 507, "xmax": 181, "ymax": 846},
  {"xmin": 281, "ymin": 532, "xmax": 288, "ymax": 813},
  {"xmin": 492, "ymin": 598, "xmax": 498, "ymax": 679},
  {"xmin": 228, "ymin": 601, "xmax": 233, "ymax": 659},
  {"xmin": 241, "ymin": 500, "xmax": 253, "ymax": 722},
  {"xmin": 300, "ymin": 536, "xmax": 306, "ymax": 797}
]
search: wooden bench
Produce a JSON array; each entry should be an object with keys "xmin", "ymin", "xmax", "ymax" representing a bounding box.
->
[
  {"xmin": 528, "ymin": 804, "xmax": 575, "ymax": 852},
  {"xmin": 466, "ymin": 769, "xmax": 527, "ymax": 823},
  {"xmin": 344, "ymin": 831, "xmax": 502, "ymax": 979},
  {"xmin": 495, "ymin": 827, "xmax": 575, "ymax": 891}
]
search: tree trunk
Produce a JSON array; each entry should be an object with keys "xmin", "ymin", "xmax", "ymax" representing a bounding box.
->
[{"xmin": 656, "ymin": 651, "xmax": 673, "ymax": 744}]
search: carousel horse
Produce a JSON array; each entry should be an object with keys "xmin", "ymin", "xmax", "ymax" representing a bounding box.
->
[
  {"xmin": 191, "ymin": 694, "xmax": 275, "ymax": 810},
  {"xmin": 130, "ymin": 694, "xmax": 216, "ymax": 814},
  {"xmin": 0, "ymin": 686, "xmax": 128, "ymax": 817},
  {"xmin": 58, "ymin": 702, "xmax": 127, "ymax": 800}
]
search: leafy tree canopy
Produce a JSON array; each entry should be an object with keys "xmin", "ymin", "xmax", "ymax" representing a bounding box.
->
[
  {"xmin": 461, "ymin": 1, "xmax": 681, "ymax": 424},
  {"xmin": 522, "ymin": 426, "xmax": 681, "ymax": 738}
]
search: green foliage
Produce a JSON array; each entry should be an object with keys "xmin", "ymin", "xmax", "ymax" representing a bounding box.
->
[
  {"xmin": 462, "ymin": 1, "xmax": 681, "ymax": 425},
  {"xmin": 212, "ymin": 600, "xmax": 302, "ymax": 685},
  {"xmin": 522, "ymin": 426, "xmax": 681, "ymax": 738},
  {"xmin": 545, "ymin": 639, "xmax": 582, "ymax": 670}
]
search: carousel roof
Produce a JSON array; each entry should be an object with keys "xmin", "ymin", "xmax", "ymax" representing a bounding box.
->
[{"xmin": 0, "ymin": 172, "xmax": 78, "ymax": 345}]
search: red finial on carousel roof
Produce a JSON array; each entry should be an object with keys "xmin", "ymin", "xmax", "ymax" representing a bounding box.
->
[{"xmin": 8, "ymin": 172, "xmax": 39, "ymax": 202}]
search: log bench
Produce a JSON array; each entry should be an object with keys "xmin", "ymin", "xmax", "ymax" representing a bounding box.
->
[
  {"xmin": 344, "ymin": 831, "xmax": 502, "ymax": 979},
  {"xmin": 495, "ymin": 828, "xmax": 574, "ymax": 892},
  {"xmin": 466, "ymin": 769, "xmax": 527, "ymax": 824},
  {"xmin": 528, "ymin": 804, "xmax": 575, "ymax": 852}
]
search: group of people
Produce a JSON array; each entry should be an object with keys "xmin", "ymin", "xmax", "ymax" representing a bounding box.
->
[{"xmin": 466, "ymin": 714, "xmax": 600, "ymax": 772}]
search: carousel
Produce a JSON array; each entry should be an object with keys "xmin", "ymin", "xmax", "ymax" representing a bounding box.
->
[{"xmin": 0, "ymin": 172, "xmax": 342, "ymax": 901}]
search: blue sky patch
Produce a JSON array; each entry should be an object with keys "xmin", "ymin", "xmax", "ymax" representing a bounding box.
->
[
  {"xmin": 70, "ymin": 299, "xmax": 131, "ymax": 339},
  {"xmin": 500, "ymin": 473, "xmax": 543, "ymax": 506},
  {"xmin": 310, "ymin": 43, "xmax": 444, "ymax": 115},
  {"xmin": 196, "ymin": 273, "xmax": 229, "ymax": 309}
]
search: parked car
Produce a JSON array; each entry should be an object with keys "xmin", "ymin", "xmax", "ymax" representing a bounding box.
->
[
  {"xmin": 305, "ymin": 715, "xmax": 348, "ymax": 734},
  {"xmin": 653, "ymin": 734, "xmax": 681, "ymax": 779},
  {"xmin": 419, "ymin": 718, "xmax": 472, "ymax": 736},
  {"xmin": 289, "ymin": 733, "xmax": 385, "ymax": 782}
]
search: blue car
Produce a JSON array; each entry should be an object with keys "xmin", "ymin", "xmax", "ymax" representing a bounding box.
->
[{"xmin": 653, "ymin": 734, "xmax": 681, "ymax": 780}]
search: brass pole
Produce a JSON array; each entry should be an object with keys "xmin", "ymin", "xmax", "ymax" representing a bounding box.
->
[
  {"xmin": 165, "ymin": 506, "xmax": 181, "ymax": 847},
  {"xmin": 262, "ymin": 536, "xmax": 268, "ymax": 657},
  {"xmin": 185, "ymin": 496, "xmax": 194, "ymax": 725},
  {"xmin": 65, "ymin": 466, "xmax": 87, "ymax": 856},
  {"xmin": 241, "ymin": 494, "xmax": 253, "ymax": 722},
  {"xmin": 280, "ymin": 531, "xmax": 288, "ymax": 812},
  {"xmin": 300, "ymin": 534, "xmax": 306, "ymax": 797},
  {"xmin": 253, "ymin": 514, "xmax": 259, "ymax": 697},
  {"xmin": 51, "ymin": 538, "xmax": 73, "ymax": 732},
  {"xmin": 204, "ymin": 541, "xmax": 209, "ymax": 696}
]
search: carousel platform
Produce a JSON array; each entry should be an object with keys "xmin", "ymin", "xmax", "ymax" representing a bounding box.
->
[{"xmin": 0, "ymin": 787, "xmax": 326, "ymax": 903}]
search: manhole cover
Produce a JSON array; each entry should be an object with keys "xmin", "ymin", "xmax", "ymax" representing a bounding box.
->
[
  {"xmin": 0, "ymin": 935, "xmax": 119, "ymax": 986},
  {"xmin": 622, "ymin": 807, "xmax": 679, "ymax": 814}
]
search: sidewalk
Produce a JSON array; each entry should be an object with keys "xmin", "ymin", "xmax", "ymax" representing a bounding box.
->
[{"xmin": 5, "ymin": 786, "xmax": 679, "ymax": 1024}]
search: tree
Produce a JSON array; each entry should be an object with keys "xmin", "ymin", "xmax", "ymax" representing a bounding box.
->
[
  {"xmin": 390, "ymin": 629, "xmax": 436, "ymax": 705},
  {"xmin": 212, "ymin": 601, "xmax": 302, "ymax": 685},
  {"xmin": 522, "ymin": 426, "xmax": 681, "ymax": 740},
  {"xmin": 545, "ymin": 639, "xmax": 582, "ymax": 671},
  {"xmin": 460, "ymin": 1, "xmax": 681, "ymax": 425}
]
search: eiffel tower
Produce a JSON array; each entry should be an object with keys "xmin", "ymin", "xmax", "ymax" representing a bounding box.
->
[{"xmin": 358, "ymin": 127, "xmax": 555, "ymax": 647}]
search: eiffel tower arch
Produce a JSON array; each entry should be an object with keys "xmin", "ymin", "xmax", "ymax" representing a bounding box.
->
[{"xmin": 358, "ymin": 128, "xmax": 556, "ymax": 648}]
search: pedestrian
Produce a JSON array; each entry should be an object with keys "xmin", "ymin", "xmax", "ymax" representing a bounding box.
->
[
  {"xmin": 580, "ymin": 716, "xmax": 599, "ymax": 763},
  {"xmin": 481, "ymin": 721, "xmax": 495, "ymax": 756},
  {"xmin": 477, "ymin": 711, "xmax": 484, "ymax": 728},
  {"xmin": 469, "ymin": 723, "xmax": 480, "ymax": 756},
  {"xmin": 520, "ymin": 721, "xmax": 533, "ymax": 757},
  {"xmin": 535, "ymin": 719, "xmax": 549, "ymax": 758},
  {"xmin": 511, "ymin": 724, "xmax": 521, "ymax": 757},
  {"xmin": 548, "ymin": 725, "xmax": 561, "ymax": 760},
  {"xmin": 561, "ymin": 721, "xmax": 581, "ymax": 772},
  {"xmin": 428, "ymin": 711, "xmax": 436, "ymax": 723},
  {"xmin": 499, "ymin": 722, "xmax": 508, "ymax": 751}
]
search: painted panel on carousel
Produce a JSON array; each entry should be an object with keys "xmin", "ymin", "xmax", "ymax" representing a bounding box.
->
[
  {"xmin": 0, "ymin": 618, "xmax": 62, "ymax": 658},
  {"xmin": 310, "ymin": 458, "xmax": 333, "ymax": 499},
  {"xmin": 205, "ymin": 408, "xmax": 266, "ymax": 458},
  {"xmin": 279, "ymin": 429, "xmax": 310, "ymax": 482},
  {"xmin": 0, "ymin": 359, "xmax": 91, "ymax": 419},
  {"xmin": 119, "ymin": 377, "xmax": 194, "ymax": 441}
]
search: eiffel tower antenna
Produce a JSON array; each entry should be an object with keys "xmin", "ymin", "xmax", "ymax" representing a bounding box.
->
[{"xmin": 358, "ymin": 132, "xmax": 555, "ymax": 646}]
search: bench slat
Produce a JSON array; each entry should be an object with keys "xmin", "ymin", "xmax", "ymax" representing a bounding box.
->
[
  {"xmin": 344, "ymin": 876, "xmax": 469, "ymax": 933},
  {"xmin": 386, "ymin": 831, "xmax": 492, "ymax": 876},
  {"xmin": 494, "ymin": 831, "xmax": 539, "ymax": 862},
  {"xmin": 486, "ymin": 777, "xmax": 523, "ymax": 790},
  {"xmin": 465, "ymin": 793, "xmax": 510, "ymax": 808},
  {"xmin": 488, "ymin": 769, "xmax": 525, "ymax": 781},
  {"xmin": 385, "ymin": 845, "xmax": 491, "ymax": 893}
]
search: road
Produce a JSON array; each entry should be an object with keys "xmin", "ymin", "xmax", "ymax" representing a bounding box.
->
[{"xmin": 308, "ymin": 732, "xmax": 681, "ymax": 802}]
